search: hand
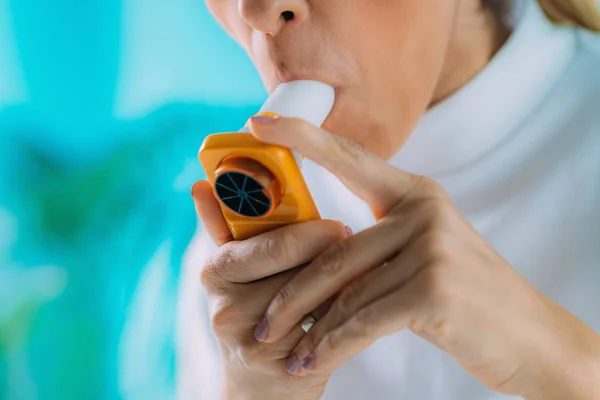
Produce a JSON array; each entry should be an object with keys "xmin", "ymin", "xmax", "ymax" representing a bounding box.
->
[
  {"xmin": 249, "ymin": 115, "xmax": 600, "ymax": 400},
  {"xmin": 191, "ymin": 181, "xmax": 351, "ymax": 400}
]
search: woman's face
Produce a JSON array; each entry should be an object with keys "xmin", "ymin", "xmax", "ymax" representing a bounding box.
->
[{"xmin": 205, "ymin": 0, "xmax": 461, "ymax": 157}]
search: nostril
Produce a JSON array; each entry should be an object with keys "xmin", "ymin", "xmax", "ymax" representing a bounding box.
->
[{"xmin": 281, "ymin": 11, "xmax": 294, "ymax": 21}]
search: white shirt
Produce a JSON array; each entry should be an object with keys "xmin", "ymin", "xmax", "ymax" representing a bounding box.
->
[{"xmin": 177, "ymin": 1, "xmax": 600, "ymax": 398}]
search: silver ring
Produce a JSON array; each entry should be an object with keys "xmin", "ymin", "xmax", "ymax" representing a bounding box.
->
[{"xmin": 301, "ymin": 314, "xmax": 317, "ymax": 333}]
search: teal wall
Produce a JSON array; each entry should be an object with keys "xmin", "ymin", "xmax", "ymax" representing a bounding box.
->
[{"xmin": 0, "ymin": 1, "xmax": 264, "ymax": 399}]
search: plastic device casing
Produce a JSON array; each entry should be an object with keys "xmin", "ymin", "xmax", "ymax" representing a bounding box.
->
[{"xmin": 198, "ymin": 80, "xmax": 335, "ymax": 240}]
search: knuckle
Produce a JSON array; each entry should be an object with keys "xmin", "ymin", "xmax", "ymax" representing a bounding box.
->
[
  {"xmin": 419, "ymin": 177, "xmax": 448, "ymax": 198},
  {"xmin": 322, "ymin": 219, "xmax": 349, "ymax": 242},
  {"xmin": 199, "ymin": 263, "xmax": 213, "ymax": 288},
  {"xmin": 353, "ymin": 307, "xmax": 374, "ymax": 336},
  {"xmin": 200, "ymin": 244, "xmax": 237, "ymax": 287},
  {"xmin": 335, "ymin": 281, "xmax": 362, "ymax": 316},
  {"xmin": 409, "ymin": 268, "xmax": 453, "ymax": 341},
  {"xmin": 210, "ymin": 300, "xmax": 238, "ymax": 340},
  {"xmin": 415, "ymin": 208, "xmax": 453, "ymax": 266},
  {"xmin": 280, "ymin": 230, "xmax": 304, "ymax": 260},
  {"xmin": 271, "ymin": 284, "xmax": 296, "ymax": 315},
  {"xmin": 423, "ymin": 230, "xmax": 451, "ymax": 266},
  {"xmin": 420, "ymin": 197, "xmax": 450, "ymax": 226},
  {"xmin": 237, "ymin": 344, "xmax": 263, "ymax": 367},
  {"xmin": 321, "ymin": 330, "xmax": 341, "ymax": 354},
  {"xmin": 415, "ymin": 303, "xmax": 455, "ymax": 343},
  {"xmin": 321, "ymin": 309, "xmax": 370, "ymax": 353},
  {"xmin": 430, "ymin": 317, "xmax": 455, "ymax": 342},
  {"xmin": 262, "ymin": 234, "xmax": 290, "ymax": 264},
  {"xmin": 200, "ymin": 258, "xmax": 220, "ymax": 288},
  {"xmin": 217, "ymin": 242, "xmax": 238, "ymax": 265},
  {"xmin": 316, "ymin": 241, "xmax": 348, "ymax": 278},
  {"xmin": 411, "ymin": 312, "xmax": 454, "ymax": 343},
  {"xmin": 418, "ymin": 266, "xmax": 449, "ymax": 303}
]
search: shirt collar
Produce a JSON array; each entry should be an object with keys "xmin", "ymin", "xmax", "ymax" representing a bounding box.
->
[{"xmin": 388, "ymin": 0, "xmax": 577, "ymax": 178}]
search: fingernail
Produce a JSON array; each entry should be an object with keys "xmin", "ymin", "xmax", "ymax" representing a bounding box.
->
[
  {"xmin": 301, "ymin": 354, "xmax": 316, "ymax": 371},
  {"xmin": 286, "ymin": 353, "xmax": 301, "ymax": 374},
  {"xmin": 254, "ymin": 317, "xmax": 269, "ymax": 342},
  {"xmin": 251, "ymin": 115, "xmax": 275, "ymax": 124},
  {"xmin": 345, "ymin": 225, "xmax": 353, "ymax": 236}
]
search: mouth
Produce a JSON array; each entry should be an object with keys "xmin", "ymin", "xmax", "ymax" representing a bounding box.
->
[
  {"xmin": 255, "ymin": 78, "xmax": 336, "ymax": 130},
  {"xmin": 275, "ymin": 70, "xmax": 342, "ymax": 92},
  {"xmin": 258, "ymin": 34, "xmax": 351, "ymax": 95}
]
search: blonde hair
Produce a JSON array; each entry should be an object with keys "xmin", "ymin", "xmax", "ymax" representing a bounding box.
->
[{"xmin": 538, "ymin": 0, "xmax": 600, "ymax": 31}]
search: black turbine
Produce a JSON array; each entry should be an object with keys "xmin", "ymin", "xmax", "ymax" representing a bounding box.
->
[{"xmin": 215, "ymin": 172, "xmax": 272, "ymax": 217}]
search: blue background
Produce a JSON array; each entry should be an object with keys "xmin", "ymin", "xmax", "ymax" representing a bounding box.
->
[{"xmin": 0, "ymin": 1, "xmax": 266, "ymax": 398}]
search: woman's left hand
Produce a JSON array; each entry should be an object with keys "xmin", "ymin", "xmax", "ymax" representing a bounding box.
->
[{"xmin": 249, "ymin": 116, "xmax": 600, "ymax": 400}]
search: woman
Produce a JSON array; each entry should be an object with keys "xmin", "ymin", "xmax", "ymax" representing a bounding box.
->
[{"xmin": 183, "ymin": 0, "xmax": 600, "ymax": 398}]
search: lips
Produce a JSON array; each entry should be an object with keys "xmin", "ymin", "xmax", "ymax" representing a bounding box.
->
[
  {"xmin": 278, "ymin": 73, "xmax": 318, "ymax": 84},
  {"xmin": 253, "ymin": 32, "xmax": 347, "ymax": 94},
  {"xmin": 267, "ymin": 52, "xmax": 349, "ymax": 92},
  {"xmin": 274, "ymin": 69, "xmax": 342, "ymax": 92}
]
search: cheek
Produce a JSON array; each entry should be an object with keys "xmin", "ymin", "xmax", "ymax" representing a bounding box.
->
[
  {"xmin": 248, "ymin": 33, "xmax": 278, "ymax": 90},
  {"xmin": 324, "ymin": 0, "xmax": 456, "ymax": 154},
  {"xmin": 206, "ymin": 0, "xmax": 456, "ymax": 157},
  {"xmin": 356, "ymin": 0, "xmax": 456, "ymax": 100}
]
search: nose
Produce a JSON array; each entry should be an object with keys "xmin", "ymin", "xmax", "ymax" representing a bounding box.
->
[{"xmin": 238, "ymin": 0, "xmax": 307, "ymax": 36}]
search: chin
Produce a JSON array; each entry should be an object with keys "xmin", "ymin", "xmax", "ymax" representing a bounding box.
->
[{"xmin": 321, "ymin": 89, "xmax": 390, "ymax": 157}]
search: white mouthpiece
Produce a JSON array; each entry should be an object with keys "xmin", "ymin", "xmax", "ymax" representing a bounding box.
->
[
  {"xmin": 258, "ymin": 80, "xmax": 335, "ymax": 127},
  {"xmin": 238, "ymin": 80, "xmax": 335, "ymax": 167}
]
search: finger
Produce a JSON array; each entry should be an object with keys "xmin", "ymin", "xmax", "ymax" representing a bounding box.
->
[
  {"xmin": 287, "ymin": 238, "xmax": 429, "ymax": 374},
  {"xmin": 312, "ymin": 296, "xmax": 336, "ymax": 321},
  {"xmin": 296, "ymin": 273, "xmax": 427, "ymax": 376},
  {"xmin": 238, "ymin": 309, "xmax": 320, "ymax": 376},
  {"xmin": 261, "ymin": 214, "xmax": 420, "ymax": 343},
  {"xmin": 250, "ymin": 115, "xmax": 423, "ymax": 218},
  {"xmin": 284, "ymin": 297, "xmax": 334, "ymax": 377},
  {"xmin": 272, "ymin": 323, "xmax": 316, "ymax": 370},
  {"xmin": 192, "ymin": 180, "xmax": 233, "ymax": 246},
  {"xmin": 267, "ymin": 321, "xmax": 333, "ymax": 385},
  {"xmin": 239, "ymin": 327, "xmax": 309, "ymax": 375},
  {"xmin": 203, "ymin": 219, "xmax": 350, "ymax": 285}
]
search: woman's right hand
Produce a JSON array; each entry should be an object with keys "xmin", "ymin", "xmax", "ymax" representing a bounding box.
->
[{"xmin": 192, "ymin": 180, "xmax": 350, "ymax": 400}]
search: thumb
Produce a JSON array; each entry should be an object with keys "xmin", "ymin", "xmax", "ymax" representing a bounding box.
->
[{"xmin": 191, "ymin": 180, "xmax": 233, "ymax": 246}]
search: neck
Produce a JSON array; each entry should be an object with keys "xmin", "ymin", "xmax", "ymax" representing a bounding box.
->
[{"xmin": 431, "ymin": 1, "xmax": 512, "ymax": 105}]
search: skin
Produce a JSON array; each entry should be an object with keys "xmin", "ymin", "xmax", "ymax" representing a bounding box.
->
[
  {"xmin": 205, "ymin": 0, "xmax": 509, "ymax": 159},
  {"xmin": 193, "ymin": 182, "xmax": 342, "ymax": 399},
  {"xmin": 194, "ymin": 0, "xmax": 600, "ymax": 399},
  {"xmin": 248, "ymin": 116, "xmax": 600, "ymax": 399}
]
